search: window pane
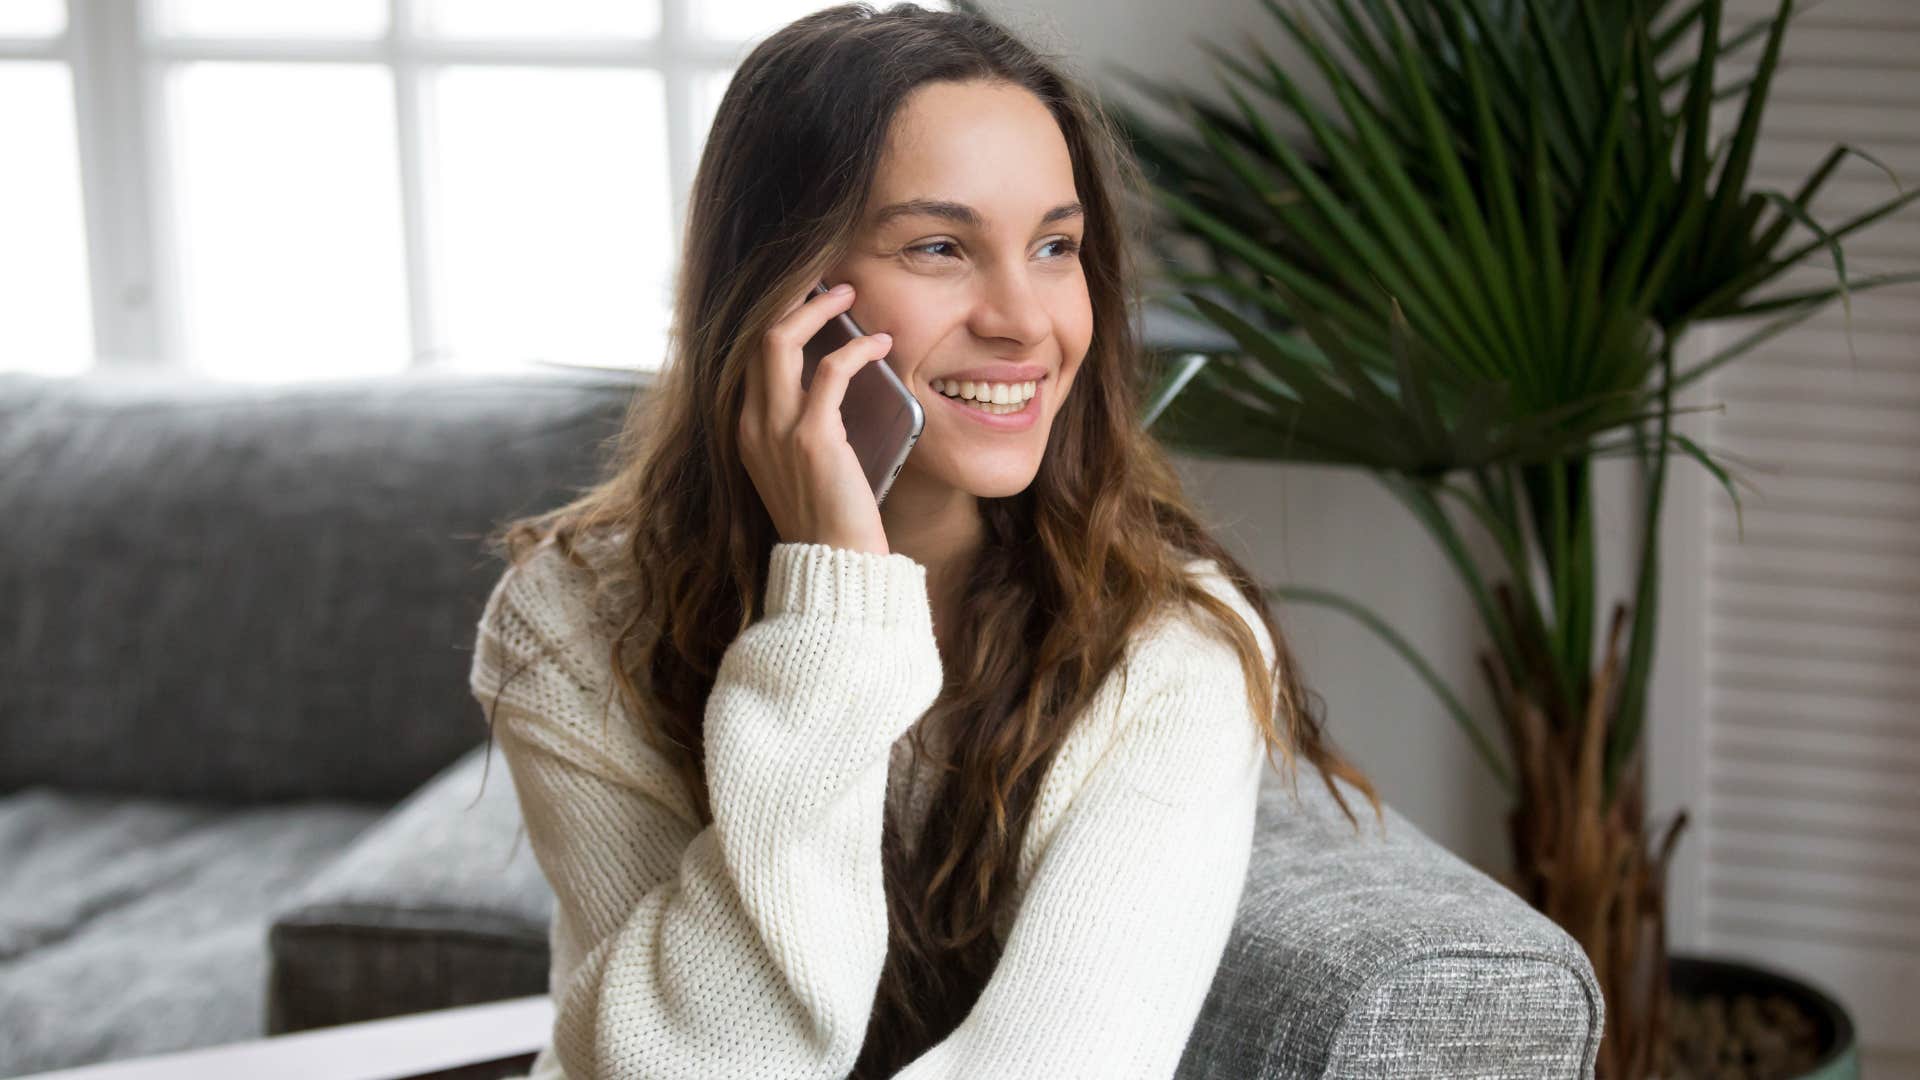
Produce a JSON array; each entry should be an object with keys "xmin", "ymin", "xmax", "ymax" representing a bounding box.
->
[
  {"xmin": 694, "ymin": 67, "xmax": 733, "ymax": 160},
  {"xmin": 432, "ymin": 67, "xmax": 672, "ymax": 370},
  {"xmin": 0, "ymin": 63, "xmax": 94, "ymax": 375},
  {"xmin": 0, "ymin": 0, "xmax": 64, "ymax": 36},
  {"xmin": 690, "ymin": 0, "xmax": 946, "ymax": 42},
  {"xmin": 154, "ymin": 0, "xmax": 387, "ymax": 38},
  {"xmin": 688, "ymin": 1, "xmax": 838, "ymax": 43},
  {"xmin": 168, "ymin": 63, "xmax": 409, "ymax": 378},
  {"xmin": 418, "ymin": 0, "xmax": 660, "ymax": 40}
]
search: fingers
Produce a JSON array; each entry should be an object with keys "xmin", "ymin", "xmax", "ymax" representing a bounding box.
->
[
  {"xmin": 801, "ymin": 331, "xmax": 892, "ymax": 432},
  {"xmin": 762, "ymin": 281, "xmax": 857, "ymax": 428}
]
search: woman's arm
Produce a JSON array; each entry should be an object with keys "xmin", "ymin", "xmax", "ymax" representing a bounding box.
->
[
  {"xmin": 469, "ymin": 540, "xmax": 942, "ymax": 1080},
  {"xmin": 889, "ymin": 613, "xmax": 1272, "ymax": 1080}
]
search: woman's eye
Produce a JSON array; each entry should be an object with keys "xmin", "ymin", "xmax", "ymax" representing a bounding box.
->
[{"xmin": 906, "ymin": 238, "xmax": 1082, "ymax": 260}]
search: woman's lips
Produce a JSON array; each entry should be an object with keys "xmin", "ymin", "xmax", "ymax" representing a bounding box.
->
[{"xmin": 930, "ymin": 380, "xmax": 1041, "ymax": 432}]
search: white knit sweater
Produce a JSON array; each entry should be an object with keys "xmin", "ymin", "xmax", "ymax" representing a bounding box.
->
[{"xmin": 467, "ymin": 538, "xmax": 1276, "ymax": 1079}]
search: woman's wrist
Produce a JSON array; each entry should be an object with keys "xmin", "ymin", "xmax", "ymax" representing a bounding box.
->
[{"xmin": 764, "ymin": 541, "xmax": 933, "ymax": 630}]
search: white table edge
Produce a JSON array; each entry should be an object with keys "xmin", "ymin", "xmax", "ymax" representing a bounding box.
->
[{"xmin": 16, "ymin": 994, "xmax": 554, "ymax": 1080}]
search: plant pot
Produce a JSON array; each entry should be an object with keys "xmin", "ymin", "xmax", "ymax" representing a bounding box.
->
[{"xmin": 1663, "ymin": 952, "xmax": 1858, "ymax": 1080}]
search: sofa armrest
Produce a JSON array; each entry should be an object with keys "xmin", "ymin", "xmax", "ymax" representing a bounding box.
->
[
  {"xmin": 266, "ymin": 741, "xmax": 555, "ymax": 1033},
  {"xmin": 1176, "ymin": 775, "xmax": 1603, "ymax": 1080}
]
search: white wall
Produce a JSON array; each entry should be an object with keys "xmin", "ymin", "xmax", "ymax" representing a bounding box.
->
[{"xmin": 1174, "ymin": 458, "xmax": 1522, "ymax": 877}]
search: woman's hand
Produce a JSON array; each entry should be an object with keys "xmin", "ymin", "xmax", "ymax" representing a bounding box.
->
[{"xmin": 738, "ymin": 280, "xmax": 894, "ymax": 557}]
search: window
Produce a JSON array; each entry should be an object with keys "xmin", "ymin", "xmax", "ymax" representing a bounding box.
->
[
  {"xmin": 0, "ymin": 5, "xmax": 93, "ymax": 377},
  {"xmin": 0, "ymin": 0, "xmax": 948, "ymax": 381}
]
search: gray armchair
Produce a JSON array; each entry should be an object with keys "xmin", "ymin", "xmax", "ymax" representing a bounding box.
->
[{"xmin": 0, "ymin": 368, "xmax": 1600, "ymax": 1077}]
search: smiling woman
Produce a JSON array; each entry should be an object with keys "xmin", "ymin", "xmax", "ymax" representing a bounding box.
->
[
  {"xmin": 466, "ymin": 4, "xmax": 1383, "ymax": 1079},
  {"xmin": 825, "ymin": 77, "xmax": 1094, "ymax": 515}
]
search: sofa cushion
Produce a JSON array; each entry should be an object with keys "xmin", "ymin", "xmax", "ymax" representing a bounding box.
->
[
  {"xmin": 267, "ymin": 739, "xmax": 554, "ymax": 1033},
  {"xmin": 0, "ymin": 783, "xmax": 381, "ymax": 1074},
  {"xmin": 1176, "ymin": 773, "xmax": 1603, "ymax": 1079},
  {"xmin": 0, "ymin": 367, "xmax": 640, "ymax": 804}
]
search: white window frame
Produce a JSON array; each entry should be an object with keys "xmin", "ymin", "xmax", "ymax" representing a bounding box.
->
[{"xmin": 13, "ymin": 0, "xmax": 824, "ymax": 374}]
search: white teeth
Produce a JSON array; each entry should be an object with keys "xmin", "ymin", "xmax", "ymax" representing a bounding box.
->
[
  {"xmin": 955, "ymin": 397, "xmax": 1027, "ymax": 415},
  {"xmin": 932, "ymin": 377, "xmax": 1037, "ymax": 403}
]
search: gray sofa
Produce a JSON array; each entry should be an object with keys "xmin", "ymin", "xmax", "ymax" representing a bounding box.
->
[{"xmin": 0, "ymin": 367, "xmax": 1602, "ymax": 1078}]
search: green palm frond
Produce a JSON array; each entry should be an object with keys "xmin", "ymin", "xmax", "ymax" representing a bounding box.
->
[{"xmin": 1116, "ymin": 0, "xmax": 1919, "ymax": 803}]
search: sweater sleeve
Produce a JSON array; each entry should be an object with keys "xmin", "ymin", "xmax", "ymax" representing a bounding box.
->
[
  {"xmin": 468, "ymin": 540, "xmax": 943, "ymax": 1080},
  {"xmin": 889, "ymin": 609, "xmax": 1272, "ymax": 1080}
]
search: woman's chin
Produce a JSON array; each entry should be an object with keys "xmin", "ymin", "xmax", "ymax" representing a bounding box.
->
[
  {"xmin": 902, "ymin": 443, "xmax": 1042, "ymax": 501},
  {"xmin": 958, "ymin": 463, "xmax": 1040, "ymax": 500}
]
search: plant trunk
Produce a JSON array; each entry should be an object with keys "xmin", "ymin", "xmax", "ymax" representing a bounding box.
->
[{"xmin": 1485, "ymin": 597, "xmax": 1690, "ymax": 1079}]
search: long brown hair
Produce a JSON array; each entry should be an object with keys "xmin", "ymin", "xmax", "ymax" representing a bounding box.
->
[{"xmin": 476, "ymin": 3, "xmax": 1382, "ymax": 1074}]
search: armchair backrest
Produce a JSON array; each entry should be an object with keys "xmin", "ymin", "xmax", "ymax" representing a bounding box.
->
[{"xmin": 0, "ymin": 367, "xmax": 639, "ymax": 804}]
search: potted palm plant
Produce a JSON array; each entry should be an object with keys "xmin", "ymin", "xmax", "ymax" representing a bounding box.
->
[{"xmin": 1107, "ymin": 0, "xmax": 1918, "ymax": 1076}]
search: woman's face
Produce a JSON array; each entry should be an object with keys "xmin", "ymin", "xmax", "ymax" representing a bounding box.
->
[{"xmin": 826, "ymin": 78, "xmax": 1093, "ymax": 500}]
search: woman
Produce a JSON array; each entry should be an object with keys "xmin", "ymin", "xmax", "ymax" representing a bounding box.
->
[{"xmin": 468, "ymin": 4, "xmax": 1382, "ymax": 1077}]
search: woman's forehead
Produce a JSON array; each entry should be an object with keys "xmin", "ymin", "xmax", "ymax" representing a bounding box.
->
[{"xmin": 868, "ymin": 82, "xmax": 1078, "ymax": 232}]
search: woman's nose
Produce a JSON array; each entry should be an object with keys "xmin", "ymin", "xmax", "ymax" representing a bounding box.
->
[{"xmin": 969, "ymin": 268, "xmax": 1052, "ymax": 348}]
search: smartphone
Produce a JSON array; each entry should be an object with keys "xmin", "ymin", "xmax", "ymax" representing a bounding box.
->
[{"xmin": 800, "ymin": 280, "xmax": 925, "ymax": 506}]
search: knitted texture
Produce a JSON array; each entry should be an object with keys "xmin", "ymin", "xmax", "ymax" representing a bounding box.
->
[{"xmin": 468, "ymin": 538, "xmax": 1275, "ymax": 1079}]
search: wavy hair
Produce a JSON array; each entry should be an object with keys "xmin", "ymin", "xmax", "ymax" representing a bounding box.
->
[{"xmin": 476, "ymin": 3, "xmax": 1382, "ymax": 1075}]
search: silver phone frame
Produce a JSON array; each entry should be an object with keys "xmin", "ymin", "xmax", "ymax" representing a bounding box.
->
[{"xmin": 799, "ymin": 281, "xmax": 926, "ymax": 505}]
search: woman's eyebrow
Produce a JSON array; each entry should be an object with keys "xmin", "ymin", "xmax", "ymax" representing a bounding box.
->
[{"xmin": 869, "ymin": 199, "xmax": 1084, "ymax": 229}]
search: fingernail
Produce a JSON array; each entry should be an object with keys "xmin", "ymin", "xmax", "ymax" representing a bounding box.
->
[
  {"xmin": 831, "ymin": 282, "xmax": 853, "ymax": 295},
  {"xmin": 873, "ymin": 332, "xmax": 891, "ymax": 343}
]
